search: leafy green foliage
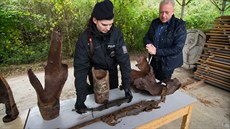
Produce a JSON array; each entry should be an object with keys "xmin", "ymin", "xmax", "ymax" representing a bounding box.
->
[
  {"xmin": 0, "ymin": 4, "xmax": 49, "ymax": 64},
  {"xmin": 181, "ymin": 0, "xmax": 220, "ymax": 29},
  {"xmin": 113, "ymin": 0, "xmax": 158, "ymax": 52}
]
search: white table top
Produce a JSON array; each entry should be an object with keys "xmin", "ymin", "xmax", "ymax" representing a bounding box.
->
[{"xmin": 24, "ymin": 89, "xmax": 196, "ymax": 129}]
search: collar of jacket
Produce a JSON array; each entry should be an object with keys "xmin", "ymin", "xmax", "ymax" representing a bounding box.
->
[
  {"xmin": 158, "ymin": 14, "xmax": 175, "ymax": 25},
  {"xmin": 90, "ymin": 24, "xmax": 114, "ymax": 40}
]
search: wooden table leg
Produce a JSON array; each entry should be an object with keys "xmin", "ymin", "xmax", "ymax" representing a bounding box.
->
[
  {"xmin": 135, "ymin": 104, "xmax": 193, "ymax": 129},
  {"xmin": 181, "ymin": 105, "xmax": 193, "ymax": 129}
]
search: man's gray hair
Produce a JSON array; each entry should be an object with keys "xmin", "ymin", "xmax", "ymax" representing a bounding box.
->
[{"xmin": 160, "ymin": 0, "xmax": 175, "ymax": 8}]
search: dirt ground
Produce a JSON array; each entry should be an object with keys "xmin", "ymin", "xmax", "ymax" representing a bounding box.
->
[{"xmin": 0, "ymin": 61, "xmax": 229, "ymax": 129}]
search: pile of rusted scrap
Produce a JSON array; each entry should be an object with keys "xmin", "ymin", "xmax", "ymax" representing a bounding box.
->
[{"xmin": 194, "ymin": 15, "xmax": 230, "ymax": 91}]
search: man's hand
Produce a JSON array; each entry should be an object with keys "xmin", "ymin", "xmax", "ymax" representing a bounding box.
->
[
  {"xmin": 146, "ymin": 44, "xmax": 156, "ymax": 55},
  {"xmin": 124, "ymin": 88, "xmax": 133, "ymax": 103}
]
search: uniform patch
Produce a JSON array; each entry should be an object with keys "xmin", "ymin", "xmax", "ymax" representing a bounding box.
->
[
  {"xmin": 122, "ymin": 46, "xmax": 128, "ymax": 54},
  {"xmin": 108, "ymin": 44, "xmax": 115, "ymax": 48}
]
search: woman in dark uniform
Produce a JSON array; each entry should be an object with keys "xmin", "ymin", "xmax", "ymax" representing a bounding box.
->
[{"xmin": 73, "ymin": 0, "xmax": 133, "ymax": 114}]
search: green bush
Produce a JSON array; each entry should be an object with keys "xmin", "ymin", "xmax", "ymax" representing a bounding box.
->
[
  {"xmin": 0, "ymin": 4, "xmax": 49, "ymax": 64},
  {"xmin": 113, "ymin": 0, "xmax": 158, "ymax": 52}
]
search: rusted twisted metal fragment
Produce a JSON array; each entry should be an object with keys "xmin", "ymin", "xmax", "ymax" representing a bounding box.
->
[
  {"xmin": 27, "ymin": 28, "xmax": 68, "ymax": 120},
  {"xmin": 0, "ymin": 75, "xmax": 19, "ymax": 123},
  {"xmin": 133, "ymin": 74, "xmax": 181, "ymax": 96},
  {"xmin": 130, "ymin": 55, "xmax": 152, "ymax": 82},
  {"xmin": 131, "ymin": 55, "xmax": 181, "ymax": 98}
]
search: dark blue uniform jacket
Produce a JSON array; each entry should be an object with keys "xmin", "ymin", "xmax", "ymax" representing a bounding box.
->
[{"xmin": 74, "ymin": 24, "xmax": 131, "ymax": 101}]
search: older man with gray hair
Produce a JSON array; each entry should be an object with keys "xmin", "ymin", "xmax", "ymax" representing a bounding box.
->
[{"xmin": 143, "ymin": 0, "xmax": 187, "ymax": 86}]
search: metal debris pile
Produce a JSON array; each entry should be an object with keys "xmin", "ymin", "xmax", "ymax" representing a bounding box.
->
[{"xmin": 70, "ymin": 99, "xmax": 161, "ymax": 129}]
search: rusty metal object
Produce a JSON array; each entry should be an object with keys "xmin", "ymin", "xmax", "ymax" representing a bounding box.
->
[
  {"xmin": 27, "ymin": 28, "xmax": 68, "ymax": 120},
  {"xmin": 90, "ymin": 97, "xmax": 129, "ymax": 111},
  {"xmin": 70, "ymin": 99, "xmax": 161, "ymax": 129},
  {"xmin": 72, "ymin": 97, "xmax": 129, "ymax": 112},
  {"xmin": 130, "ymin": 55, "xmax": 152, "ymax": 82},
  {"xmin": 92, "ymin": 67, "xmax": 109, "ymax": 104},
  {"xmin": 0, "ymin": 75, "xmax": 19, "ymax": 123},
  {"xmin": 160, "ymin": 86, "xmax": 167, "ymax": 102},
  {"xmin": 133, "ymin": 76, "xmax": 181, "ymax": 96},
  {"xmin": 131, "ymin": 55, "xmax": 181, "ymax": 97}
]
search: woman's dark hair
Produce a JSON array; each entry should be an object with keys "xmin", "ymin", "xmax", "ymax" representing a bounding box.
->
[{"xmin": 86, "ymin": 16, "xmax": 94, "ymax": 57}]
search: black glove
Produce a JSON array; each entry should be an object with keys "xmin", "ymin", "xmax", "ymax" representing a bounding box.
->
[
  {"xmin": 75, "ymin": 101, "xmax": 87, "ymax": 114},
  {"xmin": 124, "ymin": 88, "xmax": 133, "ymax": 103}
]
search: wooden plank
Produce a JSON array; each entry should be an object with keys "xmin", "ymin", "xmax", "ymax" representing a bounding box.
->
[
  {"xmin": 210, "ymin": 56, "xmax": 230, "ymax": 62},
  {"xmin": 195, "ymin": 68, "xmax": 230, "ymax": 82},
  {"xmin": 207, "ymin": 37, "xmax": 230, "ymax": 40},
  {"xmin": 194, "ymin": 73, "xmax": 229, "ymax": 89},
  {"xmin": 193, "ymin": 75, "xmax": 201, "ymax": 81},
  {"xmin": 205, "ymin": 78, "xmax": 230, "ymax": 90},
  {"xmin": 196, "ymin": 72, "xmax": 230, "ymax": 87},
  {"xmin": 198, "ymin": 65, "xmax": 230, "ymax": 78},
  {"xmin": 205, "ymin": 42, "xmax": 229, "ymax": 47},
  {"xmin": 210, "ymin": 35, "xmax": 230, "ymax": 39},
  {"xmin": 193, "ymin": 71, "xmax": 203, "ymax": 79},
  {"xmin": 207, "ymin": 58, "xmax": 230, "ymax": 66},
  {"xmin": 207, "ymin": 40, "xmax": 230, "ymax": 45},
  {"xmin": 205, "ymin": 43, "xmax": 230, "ymax": 49},
  {"xmin": 214, "ymin": 22, "xmax": 230, "ymax": 25},
  {"xmin": 202, "ymin": 54, "xmax": 230, "ymax": 62},
  {"xmin": 194, "ymin": 69, "xmax": 229, "ymax": 88},
  {"xmin": 203, "ymin": 48, "xmax": 230, "ymax": 56},
  {"xmin": 211, "ymin": 28, "xmax": 230, "ymax": 31},
  {"xmin": 209, "ymin": 36, "xmax": 230, "ymax": 40},
  {"xmin": 214, "ymin": 18, "xmax": 230, "ymax": 21},
  {"xmin": 215, "ymin": 18, "xmax": 230, "ymax": 21},
  {"xmin": 206, "ymin": 33, "xmax": 230, "ymax": 36},
  {"xmin": 197, "ymin": 61, "xmax": 230, "ymax": 73},
  {"xmin": 213, "ymin": 53, "xmax": 230, "ymax": 59},
  {"xmin": 198, "ymin": 62, "xmax": 230, "ymax": 74},
  {"xmin": 206, "ymin": 43, "xmax": 230, "ymax": 47},
  {"xmin": 210, "ymin": 30, "xmax": 230, "ymax": 34},
  {"xmin": 204, "ymin": 80, "xmax": 230, "ymax": 91},
  {"xmin": 205, "ymin": 46, "xmax": 230, "ymax": 50},
  {"xmin": 201, "ymin": 53, "xmax": 230, "ymax": 60},
  {"xmin": 213, "ymin": 24, "xmax": 230, "ymax": 28},
  {"xmin": 135, "ymin": 105, "xmax": 193, "ymax": 129},
  {"xmin": 216, "ymin": 16, "xmax": 230, "ymax": 19},
  {"xmin": 206, "ymin": 60, "xmax": 230, "ymax": 70}
]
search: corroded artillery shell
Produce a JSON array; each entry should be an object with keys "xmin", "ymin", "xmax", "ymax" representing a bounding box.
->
[
  {"xmin": 0, "ymin": 75, "xmax": 19, "ymax": 123},
  {"xmin": 38, "ymin": 100, "xmax": 60, "ymax": 120},
  {"xmin": 92, "ymin": 68, "xmax": 109, "ymax": 104},
  {"xmin": 28, "ymin": 28, "xmax": 68, "ymax": 120}
]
